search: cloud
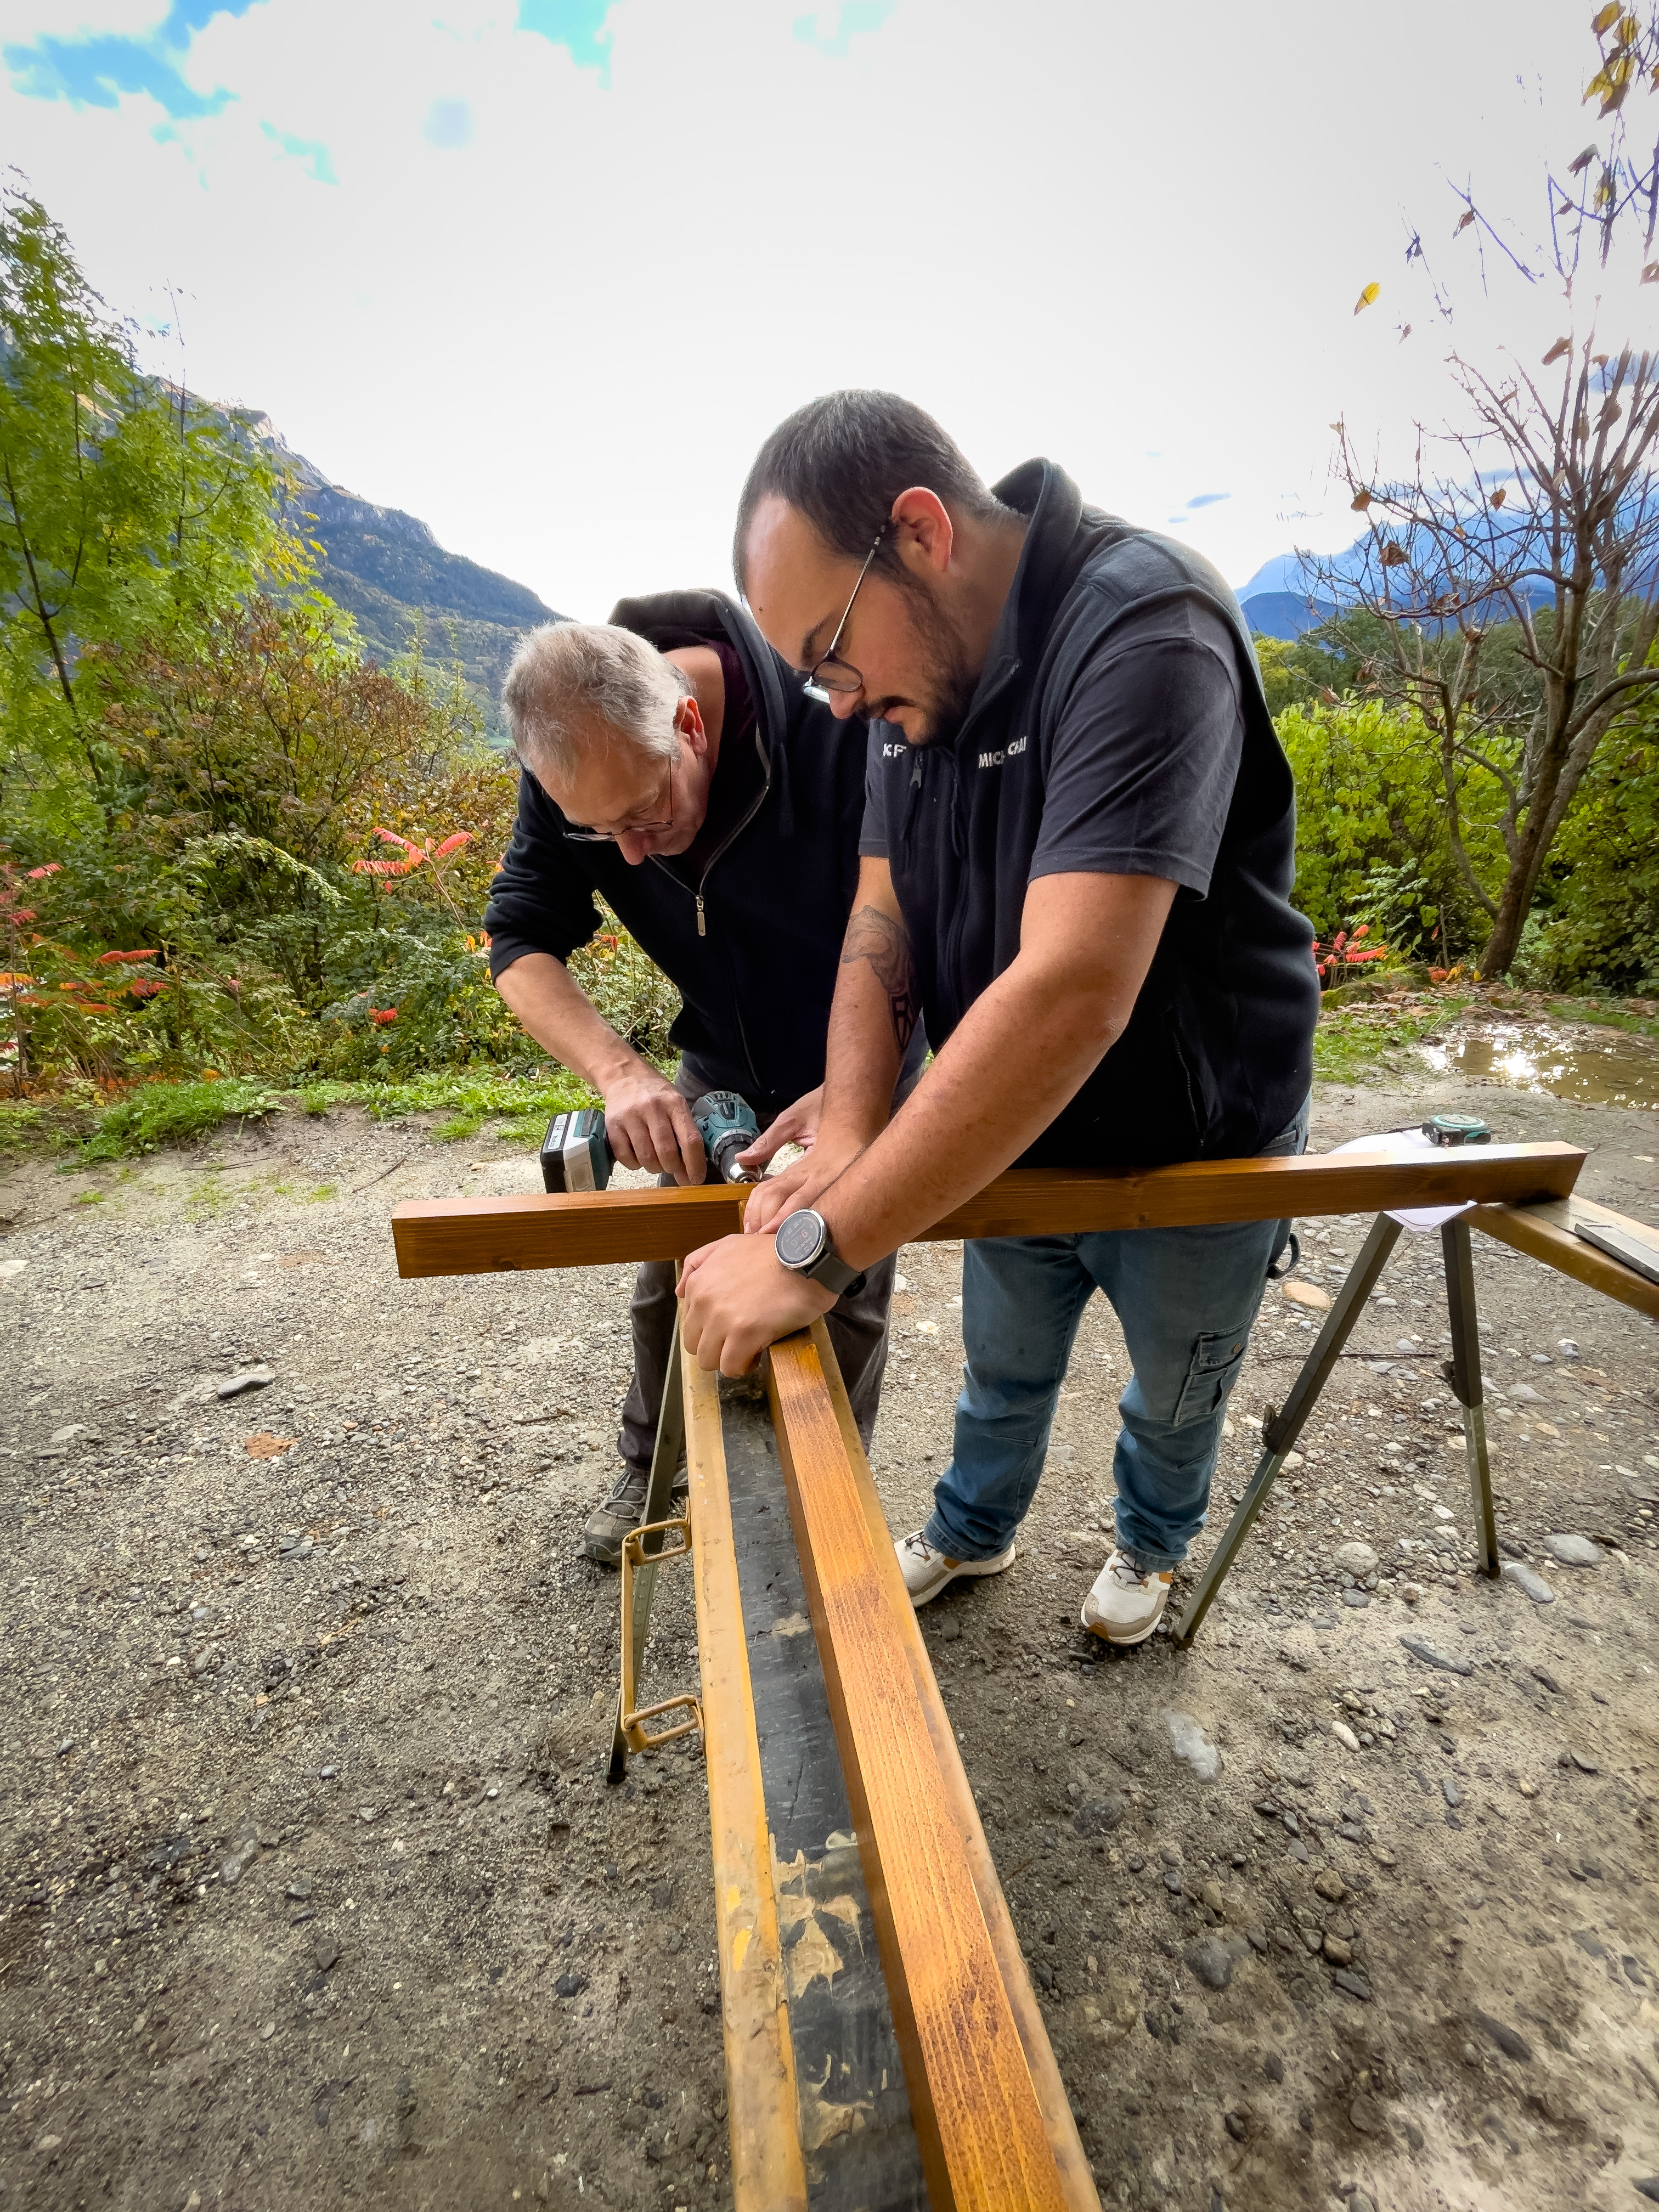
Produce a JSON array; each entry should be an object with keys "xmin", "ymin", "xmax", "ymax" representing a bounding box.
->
[
  {"xmin": 4, "ymin": 31, "xmax": 228, "ymax": 117},
  {"xmin": 261, "ymin": 118, "xmax": 335, "ymax": 181},
  {"xmin": 159, "ymin": 1, "xmax": 264, "ymax": 46},
  {"xmin": 4, "ymin": 3, "xmax": 264, "ymax": 120},
  {"xmin": 793, "ymin": 1, "xmax": 895, "ymax": 58},
  {"xmin": 516, "ymin": 0, "xmax": 612, "ymax": 78},
  {"xmin": 421, "ymin": 97, "xmax": 473, "ymax": 149}
]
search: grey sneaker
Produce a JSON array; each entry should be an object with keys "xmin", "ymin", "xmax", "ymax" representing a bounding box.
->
[{"xmin": 580, "ymin": 1461, "xmax": 688, "ymax": 1566}]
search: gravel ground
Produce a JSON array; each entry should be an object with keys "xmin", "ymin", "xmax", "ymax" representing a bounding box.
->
[{"xmin": 1, "ymin": 1036, "xmax": 1656, "ymax": 2212}]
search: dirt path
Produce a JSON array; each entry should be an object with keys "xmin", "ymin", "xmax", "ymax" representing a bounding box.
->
[{"xmin": 1, "ymin": 1041, "xmax": 1656, "ymax": 2211}]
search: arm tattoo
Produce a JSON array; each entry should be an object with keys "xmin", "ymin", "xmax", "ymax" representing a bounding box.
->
[{"xmin": 840, "ymin": 904, "xmax": 919, "ymax": 1053}]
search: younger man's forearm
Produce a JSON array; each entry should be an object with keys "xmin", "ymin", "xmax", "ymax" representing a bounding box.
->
[{"xmin": 819, "ymin": 901, "xmax": 917, "ymax": 1142}]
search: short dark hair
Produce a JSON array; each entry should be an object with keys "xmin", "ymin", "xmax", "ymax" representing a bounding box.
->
[{"xmin": 732, "ymin": 390, "xmax": 1010, "ymax": 594}]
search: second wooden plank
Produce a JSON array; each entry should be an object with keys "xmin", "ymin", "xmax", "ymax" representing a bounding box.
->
[
  {"xmin": 767, "ymin": 1332, "xmax": 1070, "ymax": 2212},
  {"xmin": 1470, "ymin": 1194, "xmax": 1659, "ymax": 1321}
]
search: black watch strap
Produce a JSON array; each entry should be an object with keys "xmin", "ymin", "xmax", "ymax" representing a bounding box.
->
[
  {"xmin": 776, "ymin": 1209, "xmax": 867, "ymax": 1299},
  {"xmin": 807, "ymin": 1250, "xmax": 867, "ymax": 1299}
]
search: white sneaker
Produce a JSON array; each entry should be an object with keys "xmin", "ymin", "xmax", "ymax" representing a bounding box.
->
[
  {"xmin": 895, "ymin": 1531, "xmax": 1016, "ymax": 1608},
  {"xmin": 1080, "ymin": 1549, "xmax": 1175, "ymax": 1645}
]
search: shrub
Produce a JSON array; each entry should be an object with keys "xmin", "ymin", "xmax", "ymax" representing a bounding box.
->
[
  {"xmin": 1278, "ymin": 697, "xmax": 1505, "ymax": 961},
  {"xmin": 1515, "ymin": 732, "xmax": 1659, "ymax": 992}
]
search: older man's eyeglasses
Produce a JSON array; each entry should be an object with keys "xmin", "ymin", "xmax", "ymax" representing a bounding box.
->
[
  {"xmin": 804, "ymin": 521, "xmax": 891, "ymax": 703},
  {"xmin": 563, "ymin": 757, "xmax": 675, "ymax": 843}
]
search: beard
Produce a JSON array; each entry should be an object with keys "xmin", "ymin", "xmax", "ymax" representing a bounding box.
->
[{"xmin": 862, "ymin": 575, "xmax": 981, "ymax": 748}]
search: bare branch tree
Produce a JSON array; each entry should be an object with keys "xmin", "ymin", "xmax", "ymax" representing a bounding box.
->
[
  {"xmin": 1556, "ymin": 3, "xmax": 1659, "ymax": 273},
  {"xmin": 1310, "ymin": 333, "xmax": 1659, "ymax": 977}
]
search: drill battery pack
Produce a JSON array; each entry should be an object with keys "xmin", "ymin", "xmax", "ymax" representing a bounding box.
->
[{"xmin": 539, "ymin": 1108, "xmax": 613, "ymax": 1193}]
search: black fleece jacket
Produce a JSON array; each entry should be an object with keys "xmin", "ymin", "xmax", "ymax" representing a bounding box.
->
[{"xmin": 483, "ymin": 589, "xmax": 874, "ymax": 1118}]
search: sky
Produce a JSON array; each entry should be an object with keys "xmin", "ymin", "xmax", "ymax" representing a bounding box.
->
[{"xmin": 3, "ymin": 0, "xmax": 1652, "ymax": 617}]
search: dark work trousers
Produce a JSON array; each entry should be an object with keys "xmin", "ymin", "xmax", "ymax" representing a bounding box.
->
[{"xmin": 616, "ymin": 1058, "xmax": 904, "ymax": 1479}]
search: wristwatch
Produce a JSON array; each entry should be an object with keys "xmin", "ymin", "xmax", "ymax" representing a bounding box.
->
[{"xmin": 774, "ymin": 1208, "xmax": 867, "ymax": 1298}]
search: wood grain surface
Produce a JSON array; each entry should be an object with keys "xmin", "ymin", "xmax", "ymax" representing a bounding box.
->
[
  {"xmin": 391, "ymin": 1142, "xmax": 1584, "ymax": 1277},
  {"xmin": 767, "ymin": 1333, "xmax": 1072, "ymax": 2212},
  {"xmin": 804, "ymin": 1320, "xmax": 1101, "ymax": 2212},
  {"xmin": 719, "ymin": 1376, "xmax": 928, "ymax": 2210},
  {"xmin": 1470, "ymin": 1193, "xmax": 1659, "ymax": 1320},
  {"xmin": 392, "ymin": 1183, "xmax": 747, "ymax": 1276},
  {"xmin": 683, "ymin": 1356, "xmax": 808, "ymax": 2212}
]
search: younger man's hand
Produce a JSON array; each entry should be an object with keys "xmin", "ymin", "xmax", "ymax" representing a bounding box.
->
[
  {"xmin": 679, "ymin": 1233, "xmax": 836, "ymax": 1375},
  {"xmin": 733, "ymin": 1085, "xmax": 821, "ymax": 1177},
  {"xmin": 742, "ymin": 1133, "xmax": 866, "ymax": 1233}
]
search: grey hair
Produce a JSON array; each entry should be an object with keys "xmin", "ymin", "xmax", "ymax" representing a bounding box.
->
[{"xmin": 501, "ymin": 622, "xmax": 692, "ymax": 783}]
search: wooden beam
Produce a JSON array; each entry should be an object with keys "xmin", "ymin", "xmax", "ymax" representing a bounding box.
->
[
  {"xmin": 683, "ymin": 1356, "xmax": 808, "ymax": 2212},
  {"xmin": 767, "ymin": 1330, "xmax": 1080, "ymax": 2212},
  {"xmin": 391, "ymin": 1141, "xmax": 1584, "ymax": 1277},
  {"xmin": 1470, "ymin": 1192, "xmax": 1659, "ymax": 1322},
  {"xmin": 804, "ymin": 1319, "xmax": 1100, "ymax": 2212},
  {"xmin": 393, "ymin": 1183, "xmax": 746, "ymax": 1277},
  {"xmin": 715, "ymin": 1369, "xmax": 931, "ymax": 2204}
]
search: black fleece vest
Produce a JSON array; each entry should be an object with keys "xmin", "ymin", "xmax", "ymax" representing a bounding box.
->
[{"xmin": 876, "ymin": 462, "xmax": 1319, "ymax": 1169}]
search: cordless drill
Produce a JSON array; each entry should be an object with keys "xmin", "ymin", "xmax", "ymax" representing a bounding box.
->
[{"xmin": 539, "ymin": 1090, "xmax": 760, "ymax": 1192}]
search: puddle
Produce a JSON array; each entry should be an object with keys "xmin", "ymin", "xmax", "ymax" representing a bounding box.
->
[{"xmin": 1419, "ymin": 1023, "xmax": 1659, "ymax": 1109}]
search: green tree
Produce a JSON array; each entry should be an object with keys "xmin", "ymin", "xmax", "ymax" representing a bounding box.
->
[
  {"xmin": 1318, "ymin": 342, "xmax": 1659, "ymax": 978},
  {"xmin": 1521, "ymin": 721, "xmax": 1659, "ymax": 991},
  {"xmin": 0, "ymin": 185, "xmax": 292, "ymax": 795}
]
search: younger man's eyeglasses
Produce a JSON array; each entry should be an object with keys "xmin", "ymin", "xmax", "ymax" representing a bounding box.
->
[{"xmin": 804, "ymin": 521, "xmax": 891, "ymax": 703}]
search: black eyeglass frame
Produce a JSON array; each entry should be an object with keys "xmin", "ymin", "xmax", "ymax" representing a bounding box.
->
[{"xmin": 804, "ymin": 520, "xmax": 893, "ymax": 703}]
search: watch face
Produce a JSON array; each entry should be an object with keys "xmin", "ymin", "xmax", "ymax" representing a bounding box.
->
[{"xmin": 775, "ymin": 1208, "xmax": 828, "ymax": 1271}]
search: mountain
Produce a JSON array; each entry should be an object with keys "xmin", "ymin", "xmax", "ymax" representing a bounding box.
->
[
  {"xmin": 271, "ymin": 431, "xmax": 566, "ymax": 731},
  {"xmin": 1239, "ymin": 588, "xmax": 1334, "ymax": 641},
  {"xmin": 1234, "ymin": 551, "xmax": 1338, "ymax": 641},
  {"xmin": 1233, "ymin": 539, "xmax": 1557, "ymax": 642}
]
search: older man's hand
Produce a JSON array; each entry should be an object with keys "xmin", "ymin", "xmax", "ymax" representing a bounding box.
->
[
  {"xmin": 679, "ymin": 1232, "xmax": 836, "ymax": 1375},
  {"xmin": 602, "ymin": 1066, "xmax": 706, "ymax": 1184}
]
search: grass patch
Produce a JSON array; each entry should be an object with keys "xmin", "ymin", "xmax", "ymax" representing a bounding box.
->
[
  {"xmin": 1312, "ymin": 997, "xmax": 1468, "ymax": 1085},
  {"xmin": 80, "ymin": 1079, "xmax": 286, "ymax": 1161},
  {"xmin": 492, "ymin": 1111, "xmax": 553, "ymax": 1147},
  {"xmin": 295, "ymin": 1069, "xmax": 594, "ymax": 1126},
  {"xmin": 0, "ymin": 1103, "xmax": 46, "ymax": 1153},
  {"xmin": 1542, "ymin": 996, "xmax": 1659, "ymax": 1041},
  {"xmin": 431, "ymin": 1114, "xmax": 483, "ymax": 1143},
  {"xmin": 65, "ymin": 1067, "xmax": 595, "ymax": 1160}
]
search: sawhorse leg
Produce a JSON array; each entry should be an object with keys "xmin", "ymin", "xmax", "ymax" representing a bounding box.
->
[
  {"xmin": 607, "ymin": 1314, "xmax": 689, "ymax": 1784},
  {"xmin": 1175, "ymin": 1211, "xmax": 1402, "ymax": 1646},
  {"xmin": 1441, "ymin": 1216, "xmax": 1498, "ymax": 1578}
]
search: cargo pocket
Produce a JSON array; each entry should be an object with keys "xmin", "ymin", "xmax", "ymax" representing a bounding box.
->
[{"xmin": 1171, "ymin": 1325, "xmax": 1251, "ymax": 1427}]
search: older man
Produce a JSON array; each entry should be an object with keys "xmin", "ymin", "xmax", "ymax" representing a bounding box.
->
[
  {"xmin": 679, "ymin": 393, "xmax": 1319, "ymax": 1645},
  {"xmin": 486, "ymin": 590, "xmax": 920, "ymax": 1562}
]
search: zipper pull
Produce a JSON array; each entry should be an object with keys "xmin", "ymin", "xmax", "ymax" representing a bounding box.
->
[{"xmin": 696, "ymin": 894, "xmax": 706, "ymax": 938}]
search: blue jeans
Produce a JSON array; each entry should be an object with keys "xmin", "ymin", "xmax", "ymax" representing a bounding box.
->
[{"xmin": 921, "ymin": 1098, "xmax": 1310, "ymax": 1573}]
